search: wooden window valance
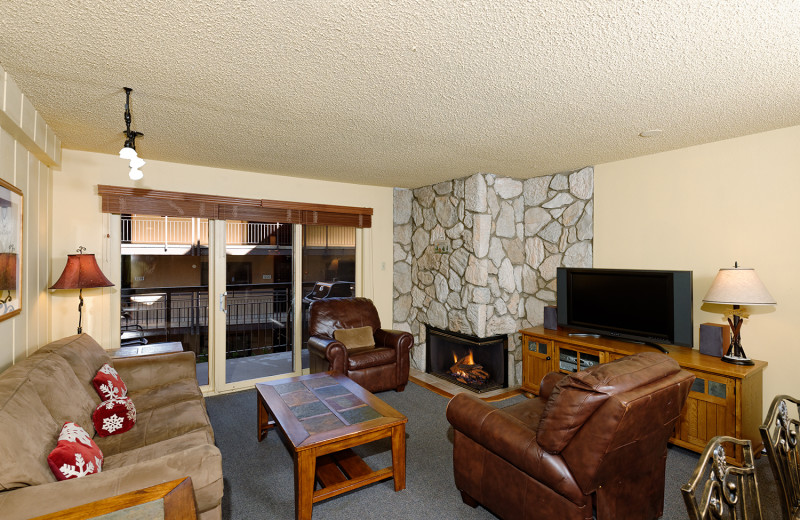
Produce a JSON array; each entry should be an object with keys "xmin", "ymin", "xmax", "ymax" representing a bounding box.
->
[{"xmin": 97, "ymin": 185, "xmax": 373, "ymax": 228}]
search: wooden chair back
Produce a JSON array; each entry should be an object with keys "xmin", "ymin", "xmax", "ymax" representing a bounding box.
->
[
  {"xmin": 760, "ymin": 395, "xmax": 800, "ymax": 519},
  {"xmin": 682, "ymin": 435, "xmax": 763, "ymax": 520}
]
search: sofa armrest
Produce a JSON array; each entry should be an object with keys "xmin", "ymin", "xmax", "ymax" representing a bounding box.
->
[
  {"xmin": 307, "ymin": 336, "xmax": 348, "ymax": 373},
  {"xmin": 0, "ymin": 444, "xmax": 222, "ymax": 520},
  {"xmin": 112, "ymin": 351, "xmax": 197, "ymax": 391},
  {"xmin": 539, "ymin": 371, "xmax": 567, "ymax": 400}
]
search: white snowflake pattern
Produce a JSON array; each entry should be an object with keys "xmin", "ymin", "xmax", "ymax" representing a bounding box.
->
[
  {"xmin": 59, "ymin": 422, "xmax": 93, "ymax": 447},
  {"xmin": 101, "ymin": 398, "xmax": 127, "ymax": 410},
  {"xmin": 98, "ymin": 364, "xmax": 118, "ymax": 377},
  {"xmin": 97, "ymin": 364, "xmax": 127, "ymax": 397},
  {"xmin": 99, "ymin": 381, "xmax": 124, "ymax": 400},
  {"xmin": 102, "ymin": 414, "xmax": 124, "ymax": 433},
  {"xmin": 125, "ymin": 398, "xmax": 137, "ymax": 422},
  {"xmin": 59, "ymin": 453, "xmax": 96, "ymax": 479}
]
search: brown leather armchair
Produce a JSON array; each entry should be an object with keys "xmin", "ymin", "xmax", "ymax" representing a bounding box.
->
[
  {"xmin": 446, "ymin": 352, "xmax": 695, "ymax": 520},
  {"xmin": 307, "ymin": 297, "xmax": 412, "ymax": 393}
]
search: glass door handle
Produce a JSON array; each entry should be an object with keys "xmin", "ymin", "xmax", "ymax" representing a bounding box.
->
[{"xmin": 219, "ymin": 292, "xmax": 228, "ymax": 314}]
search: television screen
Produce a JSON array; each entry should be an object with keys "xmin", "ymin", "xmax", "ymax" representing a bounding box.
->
[{"xmin": 557, "ymin": 268, "xmax": 693, "ymax": 348}]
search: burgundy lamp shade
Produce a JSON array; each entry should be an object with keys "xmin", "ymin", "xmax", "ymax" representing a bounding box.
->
[
  {"xmin": 0, "ymin": 253, "xmax": 17, "ymax": 290},
  {"xmin": 50, "ymin": 254, "xmax": 113, "ymax": 290}
]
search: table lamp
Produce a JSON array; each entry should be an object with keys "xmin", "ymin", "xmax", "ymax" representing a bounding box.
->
[
  {"xmin": 702, "ymin": 262, "xmax": 776, "ymax": 365},
  {"xmin": 50, "ymin": 246, "xmax": 114, "ymax": 334}
]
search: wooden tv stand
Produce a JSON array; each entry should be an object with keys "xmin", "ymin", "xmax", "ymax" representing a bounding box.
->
[{"xmin": 520, "ymin": 326, "xmax": 767, "ymax": 463}]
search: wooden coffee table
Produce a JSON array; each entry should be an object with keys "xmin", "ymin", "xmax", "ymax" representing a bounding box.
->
[{"xmin": 256, "ymin": 372, "xmax": 407, "ymax": 520}]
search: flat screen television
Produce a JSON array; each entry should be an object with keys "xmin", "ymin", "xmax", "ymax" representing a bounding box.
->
[{"xmin": 556, "ymin": 267, "xmax": 693, "ymax": 349}]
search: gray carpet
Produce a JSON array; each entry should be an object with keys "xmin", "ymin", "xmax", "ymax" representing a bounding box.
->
[{"xmin": 206, "ymin": 382, "xmax": 781, "ymax": 519}]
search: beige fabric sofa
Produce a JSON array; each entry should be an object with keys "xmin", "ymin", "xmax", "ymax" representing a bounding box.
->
[{"xmin": 0, "ymin": 334, "xmax": 223, "ymax": 519}]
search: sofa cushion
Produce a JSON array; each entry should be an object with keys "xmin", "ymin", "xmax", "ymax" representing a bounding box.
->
[
  {"xmin": 28, "ymin": 354, "xmax": 98, "ymax": 438},
  {"xmin": 347, "ymin": 347, "xmax": 396, "ymax": 371},
  {"xmin": 92, "ymin": 364, "xmax": 128, "ymax": 400},
  {"xmin": 38, "ymin": 335, "xmax": 112, "ymax": 408},
  {"xmin": 334, "ymin": 326, "xmax": 375, "ymax": 351},
  {"xmin": 48, "ymin": 422, "xmax": 103, "ymax": 480},
  {"xmin": 0, "ymin": 444, "xmax": 223, "ymax": 519},
  {"xmin": 94, "ymin": 399, "xmax": 213, "ymax": 455},
  {"xmin": 93, "ymin": 397, "xmax": 137, "ymax": 437},
  {"xmin": 127, "ymin": 378, "xmax": 204, "ymax": 412},
  {"xmin": 103, "ymin": 429, "xmax": 212, "ymax": 468},
  {"xmin": 0, "ymin": 384, "xmax": 59, "ymax": 490}
]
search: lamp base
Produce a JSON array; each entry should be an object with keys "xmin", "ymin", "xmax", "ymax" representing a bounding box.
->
[{"xmin": 721, "ymin": 354, "xmax": 755, "ymax": 366}]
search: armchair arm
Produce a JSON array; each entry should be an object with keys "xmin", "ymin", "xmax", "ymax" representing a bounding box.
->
[
  {"xmin": 112, "ymin": 351, "xmax": 197, "ymax": 391},
  {"xmin": 307, "ymin": 336, "xmax": 348, "ymax": 373},
  {"xmin": 374, "ymin": 329, "xmax": 413, "ymax": 379},
  {"xmin": 539, "ymin": 371, "xmax": 567, "ymax": 400},
  {"xmin": 373, "ymin": 329, "xmax": 412, "ymax": 351},
  {"xmin": 446, "ymin": 392, "xmax": 580, "ymax": 499}
]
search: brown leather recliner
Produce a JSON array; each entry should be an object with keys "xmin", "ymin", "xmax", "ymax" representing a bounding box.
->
[
  {"xmin": 307, "ymin": 297, "xmax": 412, "ymax": 393},
  {"xmin": 446, "ymin": 352, "xmax": 695, "ymax": 520}
]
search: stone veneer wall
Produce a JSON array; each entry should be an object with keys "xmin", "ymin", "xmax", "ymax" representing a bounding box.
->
[{"xmin": 392, "ymin": 168, "xmax": 594, "ymax": 386}]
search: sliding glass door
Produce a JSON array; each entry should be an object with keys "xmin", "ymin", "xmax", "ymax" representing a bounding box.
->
[
  {"xmin": 121, "ymin": 214, "xmax": 357, "ymax": 391},
  {"xmin": 120, "ymin": 215, "xmax": 211, "ymax": 385},
  {"xmin": 221, "ymin": 220, "xmax": 294, "ymax": 384}
]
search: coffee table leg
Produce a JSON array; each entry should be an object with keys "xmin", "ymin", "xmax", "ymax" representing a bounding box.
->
[
  {"xmin": 257, "ymin": 393, "xmax": 272, "ymax": 441},
  {"xmin": 391, "ymin": 424, "xmax": 406, "ymax": 491},
  {"xmin": 295, "ymin": 450, "xmax": 316, "ymax": 520}
]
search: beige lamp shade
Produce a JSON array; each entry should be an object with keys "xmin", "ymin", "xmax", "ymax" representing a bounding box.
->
[{"xmin": 702, "ymin": 267, "xmax": 776, "ymax": 306}]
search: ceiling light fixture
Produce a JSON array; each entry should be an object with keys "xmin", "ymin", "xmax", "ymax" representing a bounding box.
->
[
  {"xmin": 119, "ymin": 87, "xmax": 145, "ymax": 179},
  {"xmin": 639, "ymin": 129, "xmax": 663, "ymax": 138}
]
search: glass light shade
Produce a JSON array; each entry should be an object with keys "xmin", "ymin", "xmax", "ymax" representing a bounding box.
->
[
  {"xmin": 129, "ymin": 167, "xmax": 144, "ymax": 180},
  {"xmin": 119, "ymin": 147, "xmax": 138, "ymax": 160},
  {"xmin": 702, "ymin": 267, "xmax": 776, "ymax": 305},
  {"xmin": 129, "ymin": 156, "xmax": 146, "ymax": 169},
  {"xmin": 131, "ymin": 294, "xmax": 163, "ymax": 305}
]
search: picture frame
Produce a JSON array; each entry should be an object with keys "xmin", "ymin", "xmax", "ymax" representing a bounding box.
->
[{"xmin": 0, "ymin": 178, "xmax": 22, "ymax": 322}]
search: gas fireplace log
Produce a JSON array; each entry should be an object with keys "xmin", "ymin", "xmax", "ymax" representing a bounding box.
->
[{"xmin": 450, "ymin": 355, "xmax": 490, "ymax": 383}]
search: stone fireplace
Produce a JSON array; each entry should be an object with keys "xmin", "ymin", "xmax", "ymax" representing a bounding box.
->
[
  {"xmin": 393, "ymin": 169, "xmax": 594, "ymax": 387},
  {"xmin": 426, "ymin": 325, "xmax": 508, "ymax": 393}
]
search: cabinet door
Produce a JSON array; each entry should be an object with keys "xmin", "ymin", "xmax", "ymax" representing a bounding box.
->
[
  {"xmin": 673, "ymin": 371, "xmax": 737, "ymax": 458},
  {"xmin": 522, "ymin": 336, "xmax": 553, "ymax": 395}
]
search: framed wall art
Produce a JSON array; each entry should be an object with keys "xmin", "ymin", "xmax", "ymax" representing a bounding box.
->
[{"xmin": 0, "ymin": 178, "xmax": 22, "ymax": 321}]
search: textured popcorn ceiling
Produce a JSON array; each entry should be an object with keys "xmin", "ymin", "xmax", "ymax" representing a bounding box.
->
[{"xmin": 1, "ymin": 1, "xmax": 799, "ymax": 188}]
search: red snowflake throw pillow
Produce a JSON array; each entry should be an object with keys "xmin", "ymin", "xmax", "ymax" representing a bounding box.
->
[
  {"xmin": 93, "ymin": 396, "xmax": 137, "ymax": 437},
  {"xmin": 92, "ymin": 363, "xmax": 128, "ymax": 400},
  {"xmin": 48, "ymin": 422, "xmax": 104, "ymax": 480}
]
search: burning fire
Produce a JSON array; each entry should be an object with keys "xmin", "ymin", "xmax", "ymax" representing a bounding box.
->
[{"xmin": 450, "ymin": 350, "xmax": 489, "ymax": 385}]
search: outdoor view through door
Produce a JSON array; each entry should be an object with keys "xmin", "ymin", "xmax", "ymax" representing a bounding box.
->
[{"xmin": 120, "ymin": 215, "xmax": 356, "ymax": 387}]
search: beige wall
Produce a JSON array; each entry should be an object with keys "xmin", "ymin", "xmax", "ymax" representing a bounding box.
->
[
  {"xmin": 594, "ymin": 124, "xmax": 800, "ymax": 410},
  {"xmin": 0, "ymin": 66, "xmax": 58, "ymax": 372},
  {"xmin": 51, "ymin": 150, "xmax": 395, "ymax": 344}
]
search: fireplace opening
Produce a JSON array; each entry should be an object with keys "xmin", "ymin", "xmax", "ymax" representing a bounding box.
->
[{"xmin": 425, "ymin": 325, "xmax": 508, "ymax": 393}]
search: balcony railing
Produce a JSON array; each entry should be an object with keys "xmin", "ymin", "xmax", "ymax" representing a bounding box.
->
[
  {"xmin": 121, "ymin": 217, "xmax": 354, "ymax": 248},
  {"xmin": 121, "ymin": 283, "xmax": 292, "ymax": 361}
]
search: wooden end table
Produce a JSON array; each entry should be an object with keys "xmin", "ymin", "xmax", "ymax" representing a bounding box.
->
[{"xmin": 256, "ymin": 372, "xmax": 407, "ymax": 520}]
